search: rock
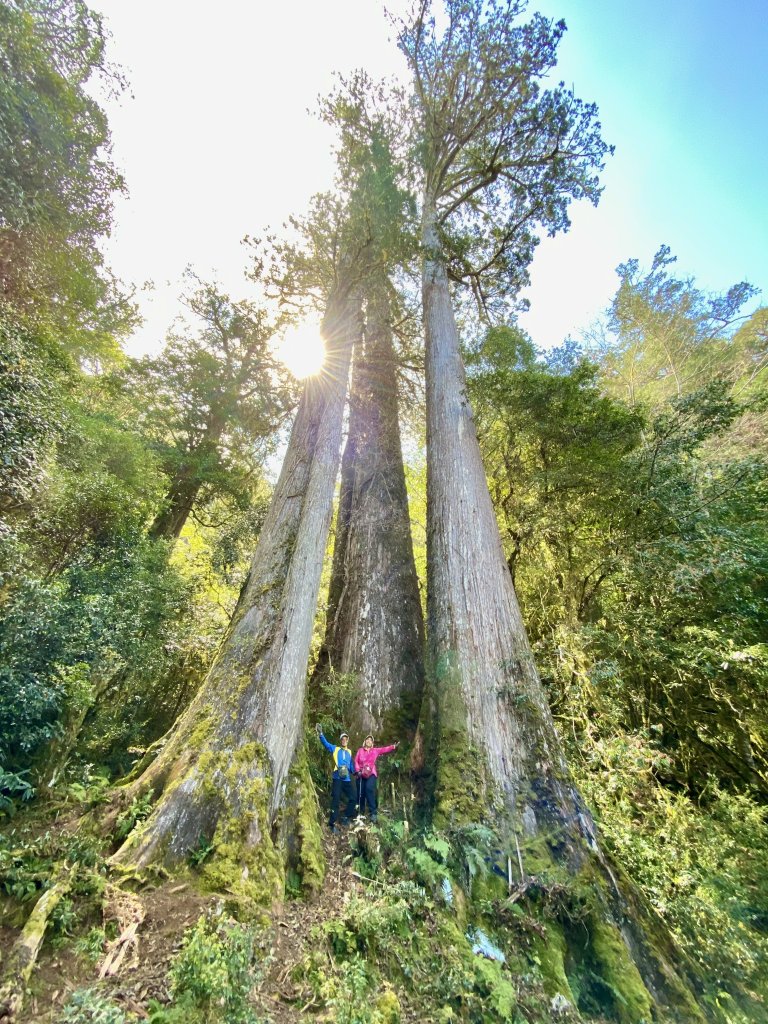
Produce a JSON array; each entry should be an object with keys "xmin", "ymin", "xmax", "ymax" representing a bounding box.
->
[{"xmin": 550, "ymin": 992, "xmax": 572, "ymax": 1016}]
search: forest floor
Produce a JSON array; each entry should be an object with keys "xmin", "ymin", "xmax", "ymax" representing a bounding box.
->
[{"xmin": 9, "ymin": 820, "xmax": 373, "ymax": 1024}]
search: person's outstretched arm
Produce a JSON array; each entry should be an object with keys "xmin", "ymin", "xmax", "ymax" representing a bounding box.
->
[
  {"xmin": 372, "ymin": 741, "xmax": 400, "ymax": 756},
  {"xmin": 316, "ymin": 723, "xmax": 335, "ymax": 754}
]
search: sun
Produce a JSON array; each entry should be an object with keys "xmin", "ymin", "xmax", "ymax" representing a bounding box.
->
[{"xmin": 274, "ymin": 319, "xmax": 326, "ymax": 379}]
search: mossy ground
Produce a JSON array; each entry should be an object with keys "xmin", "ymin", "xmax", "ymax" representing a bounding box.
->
[{"xmin": 1, "ymin": 769, "xmax": 764, "ymax": 1024}]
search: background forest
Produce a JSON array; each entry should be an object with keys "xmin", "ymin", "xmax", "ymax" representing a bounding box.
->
[{"xmin": 1, "ymin": 2, "xmax": 766, "ymax": 1024}]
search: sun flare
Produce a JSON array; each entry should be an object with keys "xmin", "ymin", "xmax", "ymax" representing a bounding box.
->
[{"xmin": 274, "ymin": 320, "xmax": 326, "ymax": 379}]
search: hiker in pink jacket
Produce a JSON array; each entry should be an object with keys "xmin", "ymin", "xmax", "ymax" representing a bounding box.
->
[{"xmin": 354, "ymin": 735, "xmax": 399, "ymax": 822}]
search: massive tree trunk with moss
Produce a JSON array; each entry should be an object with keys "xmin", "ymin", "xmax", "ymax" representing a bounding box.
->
[
  {"xmin": 421, "ymin": 202, "xmax": 590, "ymax": 844},
  {"xmin": 420, "ymin": 201, "xmax": 704, "ymax": 1021},
  {"xmin": 110, "ymin": 285, "xmax": 360, "ymax": 902},
  {"xmin": 316, "ymin": 278, "xmax": 425, "ymax": 743}
]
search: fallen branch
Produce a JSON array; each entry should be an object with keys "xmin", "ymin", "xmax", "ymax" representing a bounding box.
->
[
  {"xmin": 0, "ymin": 873, "xmax": 72, "ymax": 1022},
  {"xmin": 99, "ymin": 885, "xmax": 146, "ymax": 978}
]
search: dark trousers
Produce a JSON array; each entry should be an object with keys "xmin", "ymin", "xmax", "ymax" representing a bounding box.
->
[
  {"xmin": 358, "ymin": 775, "xmax": 378, "ymax": 819},
  {"xmin": 330, "ymin": 776, "xmax": 356, "ymax": 825}
]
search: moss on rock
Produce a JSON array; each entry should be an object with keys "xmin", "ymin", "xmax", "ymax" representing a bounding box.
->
[
  {"xmin": 530, "ymin": 921, "xmax": 575, "ymax": 1003},
  {"xmin": 588, "ymin": 916, "xmax": 654, "ymax": 1023}
]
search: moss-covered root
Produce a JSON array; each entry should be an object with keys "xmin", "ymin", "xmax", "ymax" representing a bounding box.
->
[
  {"xmin": 280, "ymin": 745, "xmax": 326, "ymax": 896},
  {"xmin": 529, "ymin": 917, "xmax": 654, "ymax": 1024},
  {"xmin": 0, "ymin": 873, "xmax": 71, "ymax": 1020},
  {"xmin": 530, "ymin": 923, "xmax": 576, "ymax": 1004},
  {"xmin": 112, "ymin": 742, "xmax": 286, "ymax": 915},
  {"xmin": 513, "ymin": 831, "xmax": 706, "ymax": 1023}
]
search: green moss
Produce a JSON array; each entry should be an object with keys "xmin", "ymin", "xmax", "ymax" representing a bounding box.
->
[
  {"xmin": 585, "ymin": 916, "xmax": 654, "ymax": 1024},
  {"xmin": 194, "ymin": 742, "xmax": 284, "ymax": 913},
  {"xmin": 287, "ymin": 745, "xmax": 326, "ymax": 895},
  {"xmin": 530, "ymin": 922, "xmax": 575, "ymax": 1003},
  {"xmin": 186, "ymin": 707, "xmax": 214, "ymax": 751},
  {"xmin": 517, "ymin": 829, "xmax": 577, "ymax": 887},
  {"xmin": 200, "ymin": 807, "xmax": 283, "ymax": 915},
  {"xmin": 433, "ymin": 726, "xmax": 484, "ymax": 828},
  {"xmin": 471, "ymin": 956, "xmax": 517, "ymax": 1019},
  {"xmin": 469, "ymin": 867, "xmax": 509, "ymax": 903},
  {"xmin": 375, "ymin": 988, "xmax": 402, "ymax": 1023}
]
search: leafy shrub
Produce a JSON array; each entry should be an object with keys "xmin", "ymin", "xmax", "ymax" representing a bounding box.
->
[
  {"xmin": 73, "ymin": 926, "xmax": 107, "ymax": 964},
  {"xmin": 0, "ymin": 766, "xmax": 35, "ymax": 816},
  {"xmin": 165, "ymin": 912, "xmax": 262, "ymax": 1024},
  {"xmin": 0, "ymin": 826, "xmax": 106, "ymax": 910},
  {"xmin": 114, "ymin": 792, "xmax": 154, "ymax": 841},
  {"xmin": 51, "ymin": 895, "xmax": 78, "ymax": 936},
  {"xmin": 323, "ymin": 895, "xmax": 412, "ymax": 959},
  {"xmin": 187, "ymin": 833, "xmax": 215, "ymax": 868},
  {"xmin": 60, "ymin": 988, "xmax": 127, "ymax": 1024}
]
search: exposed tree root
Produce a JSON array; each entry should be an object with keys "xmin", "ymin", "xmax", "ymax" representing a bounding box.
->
[{"xmin": 0, "ymin": 873, "xmax": 71, "ymax": 1022}]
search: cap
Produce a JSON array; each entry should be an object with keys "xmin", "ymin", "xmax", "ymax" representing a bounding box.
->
[
  {"xmin": 339, "ymin": 732, "xmax": 349, "ymax": 740},
  {"xmin": 364, "ymin": 734, "xmax": 374, "ymax": 743}
]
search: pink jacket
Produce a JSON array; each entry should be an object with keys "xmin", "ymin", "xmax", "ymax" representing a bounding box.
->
[{"xmin": 354, "ymin": 744, "xmax": 396, "ymax": 778}]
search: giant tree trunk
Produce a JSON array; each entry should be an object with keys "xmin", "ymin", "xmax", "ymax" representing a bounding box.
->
[
  {"xmin": 420, "ymin": 203, "xmax": 704, "ymax": 1022},
  {"xmin": 317, "ymin": 278, "xmax": 425, "ymax": 742},
  {"xmin": 421, "ymin": 203, "xmax": 588, "ymax": 844},
  {"xmin": 110, "ymin": 285, "xmax": 361, "ymax": 905}
]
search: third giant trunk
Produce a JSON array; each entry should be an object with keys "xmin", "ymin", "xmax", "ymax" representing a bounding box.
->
[{"xmin": 422, "ymin": 203, "xmax": 593, "ymax": 850}]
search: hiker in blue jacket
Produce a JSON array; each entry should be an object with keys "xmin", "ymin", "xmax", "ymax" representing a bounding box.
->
[{"xmin": 316, "ymin": 723, "xmax": 357, "ymax": 830}]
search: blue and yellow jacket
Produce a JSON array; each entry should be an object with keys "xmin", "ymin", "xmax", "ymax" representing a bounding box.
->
[{"xmin": 319, "ymin": 732, "xmax": 354, "ymax": 780}]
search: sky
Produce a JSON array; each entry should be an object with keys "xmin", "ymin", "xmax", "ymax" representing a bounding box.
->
[{"xmin": 91, "ymin": 0, "xmax": 768, "ymax": 357}]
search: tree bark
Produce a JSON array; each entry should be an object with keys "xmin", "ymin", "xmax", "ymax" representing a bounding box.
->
[
  {"xmin": 110, "ymin": 284, "xmax": 360, "ymax": 903},
  {"xmin": 317, "ymin": 277, "xmax": 425, "ymax": 742},
  {"xmin": 148, "ymin": 420, "xmax": 226, "ymax": 540},
  {"xmin": 421, "ymin": 202, "xmax": 590, "ymax": 846},
  {"xmin": 148, "ymin": 468, "xmax": 207, "ymax": 540},
  {"xmin": 420, "ymin": 201, "xmax": 705, "ymax": 1021}
]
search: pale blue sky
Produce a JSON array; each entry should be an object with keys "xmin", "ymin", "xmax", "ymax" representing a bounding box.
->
[
  {"xmin": 518, "ymin": 0, "xmax": 767, "ymax": 345},
  {"xmin": 93, "ymin": 0, "xmax": 767, "ymax": 355}
]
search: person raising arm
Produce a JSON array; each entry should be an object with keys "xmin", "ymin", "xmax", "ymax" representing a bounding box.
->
[
  {"xmin": 354, "ymin": 734, "xmax": 399, "ymax": 822},
  {"xmin": 316, "ymin": 723, "xmax": 357, "ymax": 831}
]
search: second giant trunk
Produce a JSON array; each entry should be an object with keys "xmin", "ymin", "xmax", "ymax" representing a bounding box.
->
[
  {"xmin": 421, "ymin": 206, "xmax": 590, "ymax": 847},
  {"xmin": 317, "ymin": 279, "xmax": 425, "ymax": 743},
  {"xmin": 420, "ymin": 204, "xmax": 705, "ymax": 1021}
]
